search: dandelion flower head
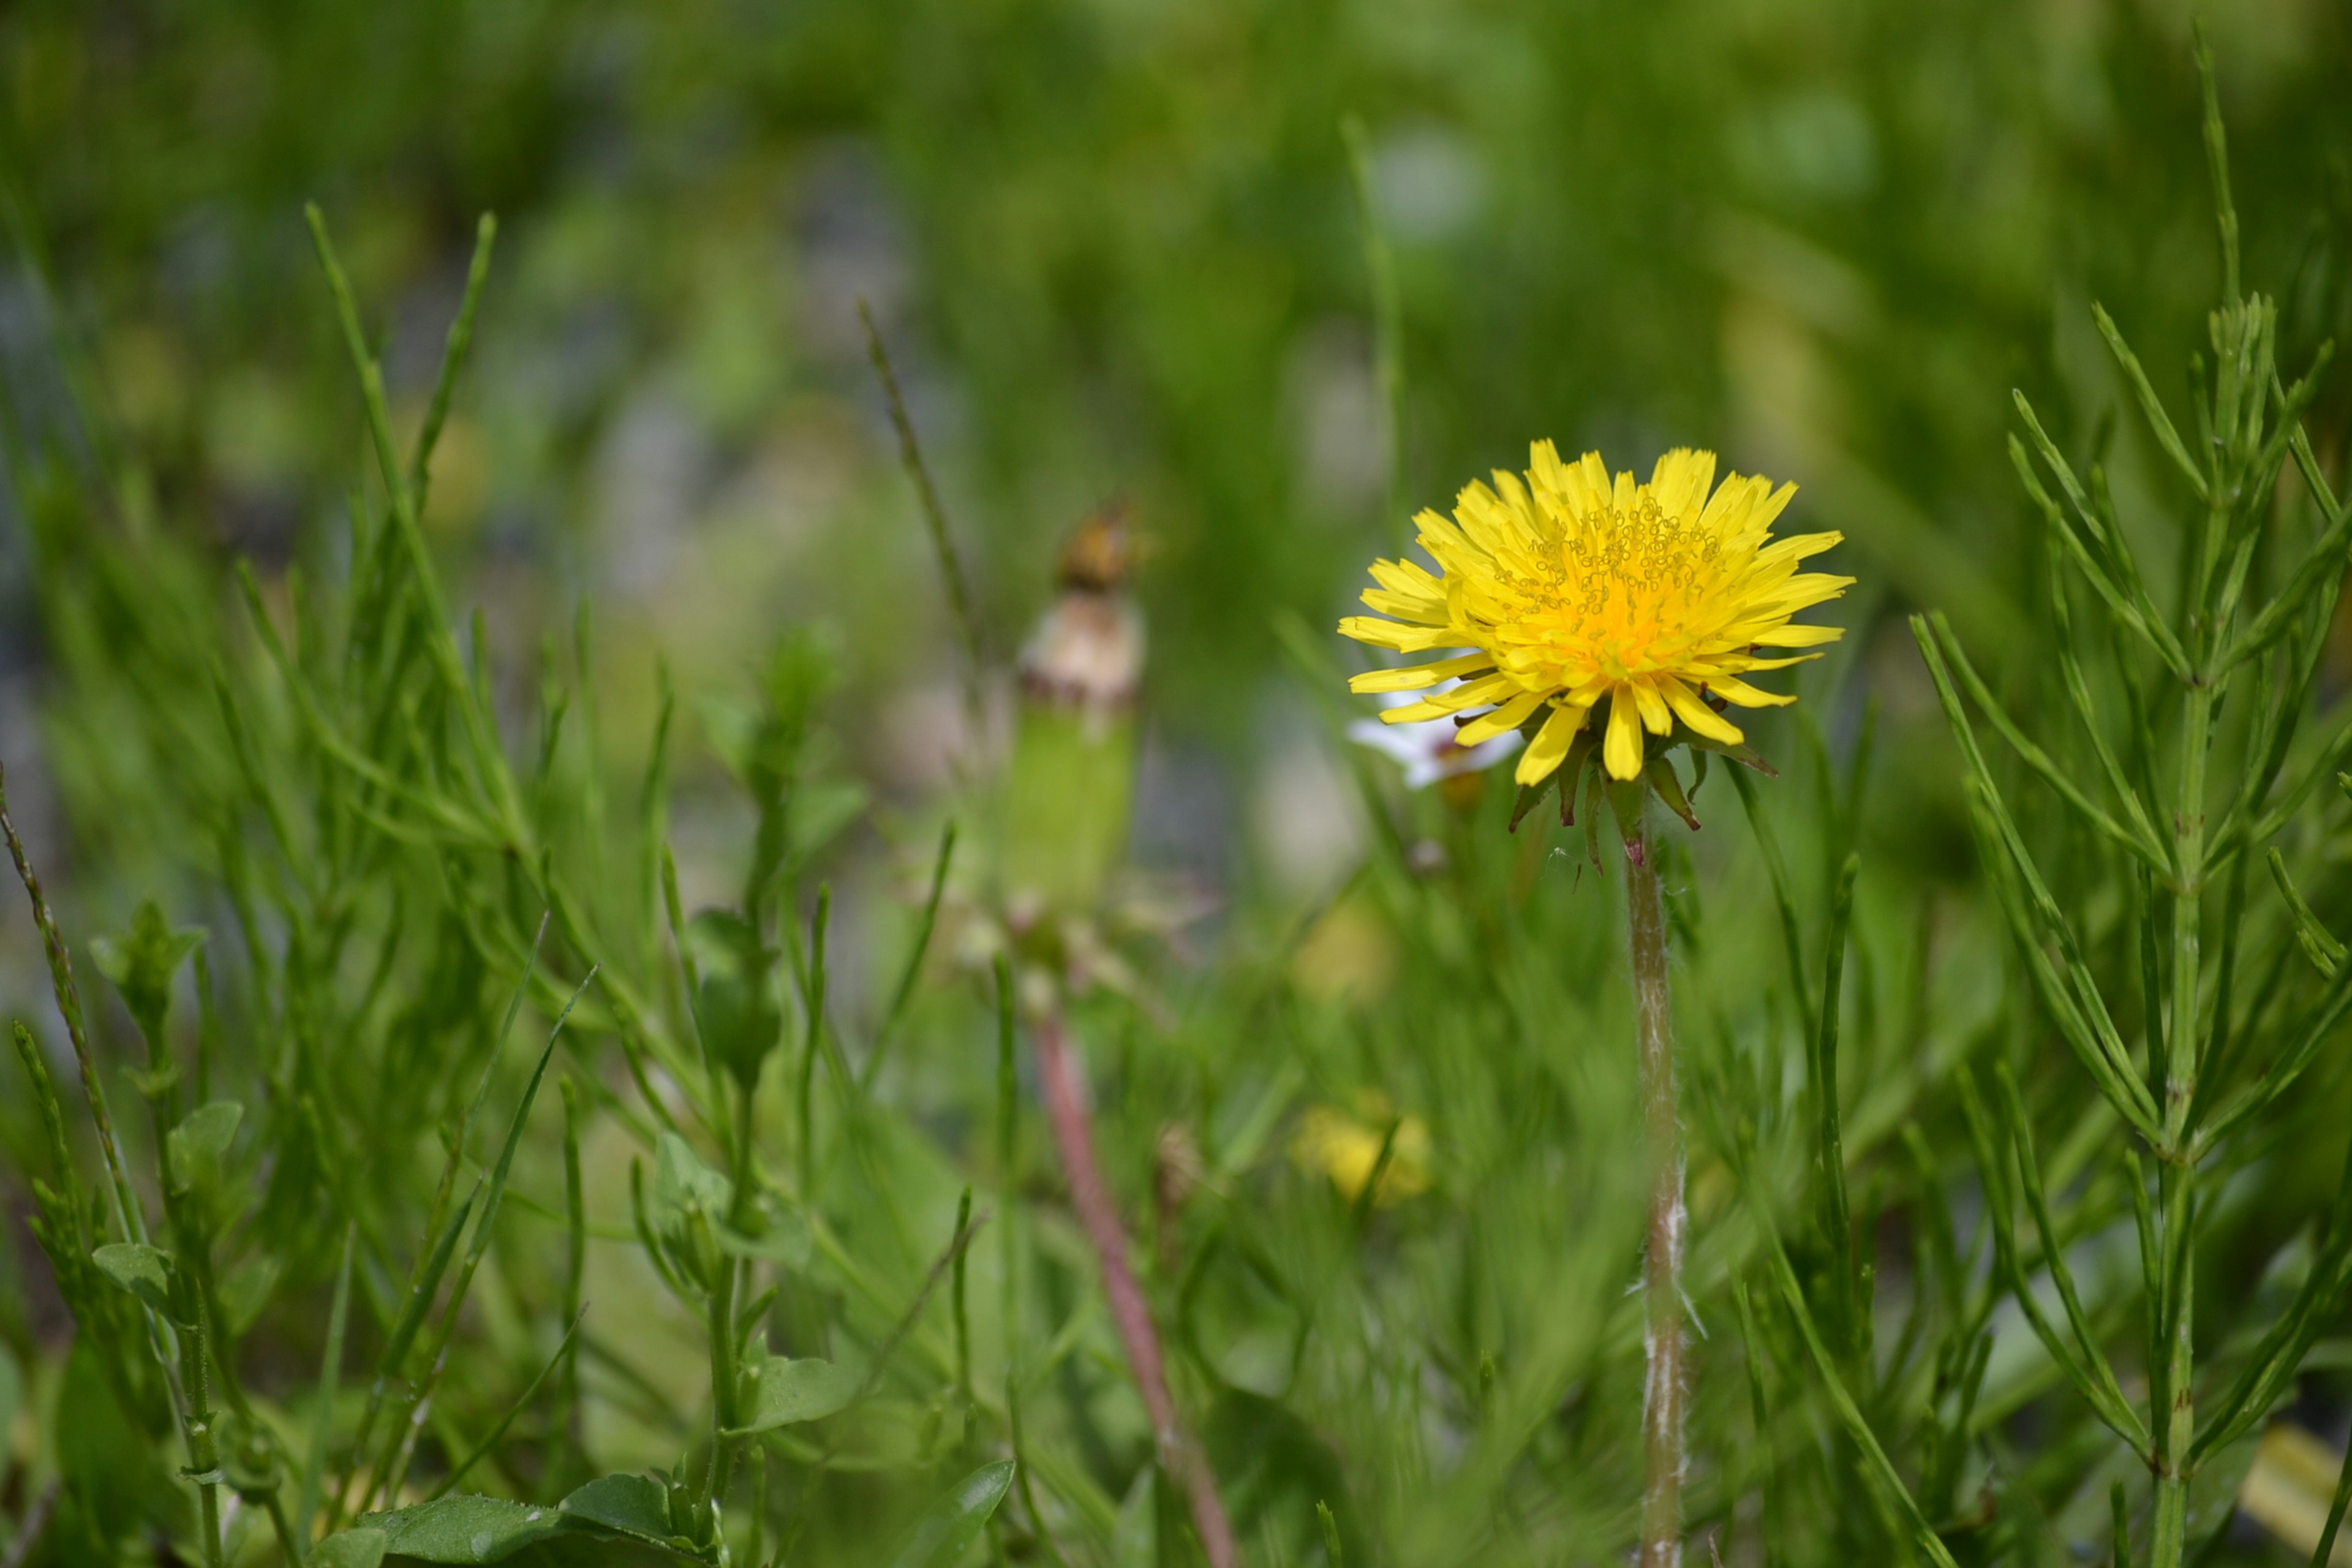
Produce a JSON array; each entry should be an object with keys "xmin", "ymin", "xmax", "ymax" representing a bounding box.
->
[{"xmin": 1341, "ymin": 443, "xmax": 1851, "ymax": 786}]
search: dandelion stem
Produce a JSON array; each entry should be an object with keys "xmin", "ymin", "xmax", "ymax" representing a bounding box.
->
[
  {"xmin": 1624, "ymin": 809, "xmax": 1686, "ymax": 1568},
  {"xmin": 1032, "ymin": 1009, "xmax": 1237, "ymax": 1568}
]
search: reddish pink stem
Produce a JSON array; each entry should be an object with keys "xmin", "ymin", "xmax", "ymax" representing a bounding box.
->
[{"xmin": 1034, "ymin": 1011, "xmax": 1238, "ymax": 1568}]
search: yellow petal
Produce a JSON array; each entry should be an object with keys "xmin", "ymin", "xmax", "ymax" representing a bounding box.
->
[
  {"xmin": 1749, "ymin": 622, "xmax": 1844, "ymax": 649},
  {"xmin": 1630, "ymin": 680, "xmax": 1673, "ymax": 734},
  {"xmin": 1661, "ymin": 679, "xmax": 1745, "ymax": 745},
  {"xmin": 1649, "ymin": 448, "xmax": 1716, "ymax": 517},
  {"xmin": 1514, "ymin": 703, "xmax": 1588, "ymax": 785},
  {"xmin": 1604, "ymin": 692, "xmax": 1645, "ymax": 780},
  {"xmin": 1708, "ymin": 674, "xmax": 1798, "ymax": 709},
  {"xmin": 1348, "ymin": 654, "xmax": 1493, "ymax": 694},
  {"xmin": 1338, "ymin": 617, "xmax": 1461, "ymax": 653},
  {"xmin": 1457, "ymin": 688, "xmax": 1547, "ymax": 745}
]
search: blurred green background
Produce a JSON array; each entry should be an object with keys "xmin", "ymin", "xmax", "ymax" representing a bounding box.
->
[
  {"xmin": 4, "ymin": 0, "xmax": 2352, "ymax": 1562},
  {"xmin": 4, "ymin": 0, "xmax": 2347, "ymax": 799}
]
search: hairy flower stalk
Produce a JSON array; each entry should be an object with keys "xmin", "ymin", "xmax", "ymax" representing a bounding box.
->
[
  {"xmin": 1035, "ymin": 1011, "xmax": 1238, "ymax": 1568},
  {"xmin": 1341, "ymin": 445, "xmax": 1845, "ymax": 1564},
  {"xmin": 1624, "ymin": 816, "xmax": 1686, "ymax": 1567}
]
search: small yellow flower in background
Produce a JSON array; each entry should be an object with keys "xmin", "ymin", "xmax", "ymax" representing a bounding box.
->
[
  {"xmin": 1340, "ymin": 443, "xmax": 1851, "ymax": 788},
  {"xmin": 1292, "ymin": 1093, "xmax": 1430, "ymax": 1207}
]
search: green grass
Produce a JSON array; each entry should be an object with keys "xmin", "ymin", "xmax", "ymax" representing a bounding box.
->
[{"xmin": 4, "ymin": 2, "xmax": 2352, "ymax": 1566}]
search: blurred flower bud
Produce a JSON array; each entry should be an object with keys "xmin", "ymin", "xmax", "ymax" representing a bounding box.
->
[
  {"xmin": 90, "ymin": 899, "xmax": 206, "ymax": 1055},
  {"xmin": 1291, "ymin": 1093, "xmax": 1431, "ymax": 1207},
  {"xmin": 648, "ymin": 1133, "xmax": 736, "ymax": 1295},
  {"xmin": 217, "ymin": 1410, "xmax": 284, "ymax": 1499},
  {"xmin": 1002, "ymin": 505, "xmax": 1144, "ymax": 916}
]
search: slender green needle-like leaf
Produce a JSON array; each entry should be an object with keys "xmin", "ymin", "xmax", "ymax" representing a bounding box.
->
[
  {"xmin": 2267, "ymin": 848, "xmax": 2345, "ymax": 978},
  {"xmin": 1954, "ymin": 1072, "xmax": 2145, "ymax": 1450},
  {"xmin": 407, "ymin": 214, "xmax": 496, "ymax": 515},
  {"xmin": 1929, "ymin": 612, "xmax": 2165, "ymax": 870},
  {"xmin": 1728, "ymin": 766, "xmax": 1814, "ymax": 1045},
  {"xmin": 1812, "ymin": 853, "xmax": 1859, "ymax": 1353},
  {"xmin": 2192, "ymin": 1136, "xmax": 2352, "ymax": 1462},
  {"xmin": 2310, "ymin": 1423, "xmax": 2352, "ymax": 1568},
  {"xmin": 1739, "ymin": 1167, "xmax": 1960, "ymax": 1568},
  {"xmin": 423, "ymin": 1308, "xmax": 585, "ymax": 1501},
  {"xmin": 2090, "ymin": 306, "xmax": 2212, "ymax": 503},
  {"xmin": 1992, "ymin": 1064, "xmax": 2149, "ymax": 1450}
]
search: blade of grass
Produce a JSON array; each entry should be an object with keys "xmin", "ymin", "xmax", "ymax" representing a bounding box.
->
[
  {"xmin": 1728, "ymin": 766, "xmax": 1814, "ymax": 1046},
  {"xmin": 384, "ymin": 965, "xmax": 601, "ymax": 1502},
  {"xmin": 1812, "ymin": 852, "xmax": 1860, "ymax": 1358},
  {"xmin": 298, "ymin": 1224, "xmax": 356, "ymax": 1542},
  {"xmin": 424, "ymin": 1308, "xmax": 587, "ymax": 1501},
  {"xmin": 1736, "ymin": 1157, "xmax": 1960, "ymax": 1568},
  {"xmin": 859, "ymin": 300, "xmax": 984, "ymax": 728},
  {"xmin": 560, "ymin": 1076, "xmax": 588, "ymax": 1484}
]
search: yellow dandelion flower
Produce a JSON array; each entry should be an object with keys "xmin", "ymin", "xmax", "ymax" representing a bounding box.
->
[{"xmin": 1340, "ymin": 443, "xmax": 1851, "ymax": 786}]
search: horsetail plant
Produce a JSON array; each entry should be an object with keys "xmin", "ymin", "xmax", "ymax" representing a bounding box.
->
[{"xmin": 1904, "ymin": 40, "xmax": 2350, "ymax": 1566}]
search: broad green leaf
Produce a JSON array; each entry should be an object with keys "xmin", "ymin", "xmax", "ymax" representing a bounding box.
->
[
  {"xmin": 167, "ymin": 1100, "xmax": 244, "ymax": 1194},
  {"xmin": 652, "ymin": 1133, "xmax": 732, "ymax": 1225},
  {"xmin": 888, "ymin": 1460, "xmax": 1015, "ymax": 1568},
  {"xmin": 366, "ymin": 1496, "xmax": 568, "ymax": 1562},
  {"xmin": 557, "ymin": 1473, "xmax": 683, "ymax": 1546},
  {"xmin": 314, "ymin": 1529, "xmax": 390, "ymax": 1568},
  {"xmin": 730, "ymin": 1354, "xmax": 859, "ymax": 1433},
  {"xmin": 92, "ymin": 1242, "xmax": 180, "ymax": 1321},
  {"xmin": 368, "ymin": 1478, "xmax": 712, "ymax": 1568},
  {"xmin": 717, "ymin": 1202, "xmax": 812, "ymax": 1269}
]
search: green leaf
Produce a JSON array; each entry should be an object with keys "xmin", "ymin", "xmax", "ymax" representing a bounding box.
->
[
  {"xmin": 717, "ymin": 1202, "xmax": 813, "ymax": 1269},
  {"xmin": 557, "ymin": 1473, "xmax": 684, "ymax": 1545},
  {"xmin": 652, "ymin": 1133, "xmax": 733, "ymax": 1226},
  {"xmin": 686, "ymin": 911, "xmax": 782, "ymax": 1090},
  {"xmin": 888, "ymin": 1460, "xmax": 1015, "ymax": 1568},
  {"xmin": 730, "ymin": 1354, "xmax": 859, "ymax": 1433},
  {"xmin": 314, "ymin": 1529, "xmax": 390, "ymax": 1568},
  {"xmin": 167, "ymin": 1099, "xmax": 244, "ymax": 1195},
  {"xmin": 92, "ymin": 1241, "xmax": 180, "ymax": 1321},
  {"xmin": 368, "ymin": 1496, "xmax": 570, "ymax": 1562},
  {"xmin": 366, "ymin": 1476, "xmax": 712, "ymax": 1568}
]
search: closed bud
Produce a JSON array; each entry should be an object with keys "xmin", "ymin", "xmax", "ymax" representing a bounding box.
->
[{"xmin": 1002, "ymin": 505, "xmax": 1144, "ymax": 916}]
